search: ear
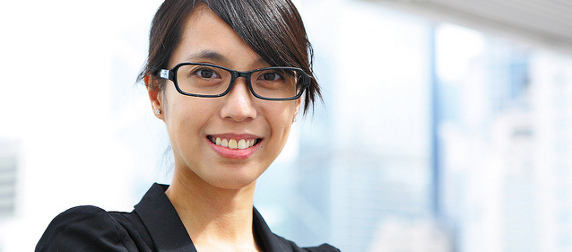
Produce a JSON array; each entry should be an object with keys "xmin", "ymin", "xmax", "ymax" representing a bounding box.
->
[{"xmin": 145, "ymin": 75, "xmax": 164, "ymax": 120}]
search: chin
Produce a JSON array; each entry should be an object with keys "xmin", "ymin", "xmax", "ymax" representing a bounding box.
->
[
  {"xmin": 204, "ymin": 168, "xmax": 261, "ymax": 190},
  {"xmin": 211, "ymin": 177, "xmax": 258, "ymax": 190},
  {"xmin": 204, "ymin": 161, "xmax": 269, "ymax": 190}
]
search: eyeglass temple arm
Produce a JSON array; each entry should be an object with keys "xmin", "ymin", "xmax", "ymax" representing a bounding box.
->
[{"xmin": 158, "ymin": 69, "xmax": 172, "ymax": 80}]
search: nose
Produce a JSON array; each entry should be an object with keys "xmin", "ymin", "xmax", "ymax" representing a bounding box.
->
[{"xmin": 219, "ymin": 77, "xmax": 257, "ymax": 122}]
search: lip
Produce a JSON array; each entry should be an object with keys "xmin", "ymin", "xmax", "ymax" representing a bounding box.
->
[
  {"xmin": 208, "ymin": 133, "xmax": 261, "ymax": 140},
  {"xmin": 206, "ymin": 133, "xmax": 263, "ymax": 160}
]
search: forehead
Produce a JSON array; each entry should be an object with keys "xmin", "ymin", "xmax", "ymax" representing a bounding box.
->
[{"xmin": 169, "ymin": 5, "xmax": 263, "ymax": 69}]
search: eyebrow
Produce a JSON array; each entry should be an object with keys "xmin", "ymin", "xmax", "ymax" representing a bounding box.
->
[
  {"xmin": 185, "ymin": 50, "xmax": 228, "ymax": 64},
  {"xmin": 184, "ymin": 50, "xmax": 268, "ymax": 67}
]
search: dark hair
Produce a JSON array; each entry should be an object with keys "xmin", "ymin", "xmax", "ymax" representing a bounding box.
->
[{"xmin": 137, "ymin": 0, "xmax": 321, "ymax": 114}]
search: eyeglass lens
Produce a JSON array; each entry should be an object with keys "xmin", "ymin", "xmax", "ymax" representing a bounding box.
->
[{"xmin": 175, "ymin": 64, "xmax": 303, "ymax": 99}]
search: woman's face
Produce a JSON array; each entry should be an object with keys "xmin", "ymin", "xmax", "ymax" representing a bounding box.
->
[{"xmin": 149, "ymin": 6, "xmax": 300, "ymax": 190}]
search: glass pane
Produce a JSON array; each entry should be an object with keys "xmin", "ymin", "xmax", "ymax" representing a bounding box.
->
[
  {"xmin": 176, "ymin": 64, "xmax": 231, "ymax": 95},
  {"xmin": 251, "ymin": 68, "xmax": 301, "ymax": 99}
]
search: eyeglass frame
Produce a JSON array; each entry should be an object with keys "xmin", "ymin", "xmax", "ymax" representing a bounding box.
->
[{"xmin": 157, "ymin": 62, "xmax": 311, "ymax": 101}]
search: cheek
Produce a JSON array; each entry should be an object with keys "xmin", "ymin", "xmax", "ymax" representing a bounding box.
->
[
  {"xmin": 265, "ymin": 102, "xmax": 297, "ymax": 137},
  {"xmin": 170, "ymin": 104, "xmax": 213, "ymax": 134},
  {"xmin": 163, "ymin": 90, "xmax": 213, "ymax": 144}
]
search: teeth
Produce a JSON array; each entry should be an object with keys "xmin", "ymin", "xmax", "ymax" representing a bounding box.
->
[
  {"xmin": 238, "ymin": 139, "xmax": 246, "ymax": 149},
  {"xmin": 229, "ymin": 139, "xmax": 238, "ymax": 149},
  {"xmin": 212, "ymin": 137, "xmax": 257, "ymax": 149}
]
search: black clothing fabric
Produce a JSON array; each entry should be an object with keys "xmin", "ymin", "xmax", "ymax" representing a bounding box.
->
[{"xmin": 36, "ymin": 183, "xmax": 339, "ymax": 252}]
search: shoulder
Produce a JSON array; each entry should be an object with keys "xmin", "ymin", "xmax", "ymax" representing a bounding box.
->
[
  {"xmin": 302, "ymin": 244, "xmax": 341, "ymax": 252},
  {"xmin": 35, "ymin": 205, "xmax": 147, "ymax": 252},
  {"xmin": 253, "ymin": 207, "xmax": 339, "ymax": 252},
  {"xmin": 274, "ymin": 235, "xmax": 340, "ymax": 252}
]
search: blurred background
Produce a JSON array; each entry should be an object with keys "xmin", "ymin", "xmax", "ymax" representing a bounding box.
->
[{"xmin": 1, "ymin": 0, "xmax": 572, "ymax": 251}]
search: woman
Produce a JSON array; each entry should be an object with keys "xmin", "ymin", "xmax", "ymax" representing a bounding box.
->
[{"xmin": 36, "ymin": 0, "xmax": 338, "ymax": 251}]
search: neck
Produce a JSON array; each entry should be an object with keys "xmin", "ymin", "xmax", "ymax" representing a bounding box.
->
[{"xmin": 166, "ymin": 168, "xmax": 259, "ymax": 251}]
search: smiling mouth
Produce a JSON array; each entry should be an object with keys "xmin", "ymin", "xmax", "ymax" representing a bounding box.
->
[{"xmin": 207, "ymin": 136, "xmax": 262, "ymax": 150}]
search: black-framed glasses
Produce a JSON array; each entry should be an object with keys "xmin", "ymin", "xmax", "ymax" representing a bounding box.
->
[{"xmin": 157, "ymin": 63, "xmax": 311, "ymax": 100}]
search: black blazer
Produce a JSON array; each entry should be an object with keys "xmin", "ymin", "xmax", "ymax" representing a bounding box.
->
[{"xmin": 36, "ymin": 183, "xmax": 339, "ymax": 252}]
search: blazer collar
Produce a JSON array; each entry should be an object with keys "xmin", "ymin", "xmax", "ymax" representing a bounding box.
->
[
  {"xmin": 134, "ymin": 183, "xmax": 293, "ymax": 252},
  {"xmin": 253, "ymin": 207, "xmax": 297, "ymax": 251},
  {"xmin": 134, "ymin": 183, "xmax": 197, "ymax": 252}
]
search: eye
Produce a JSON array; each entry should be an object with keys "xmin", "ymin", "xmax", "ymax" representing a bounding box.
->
[
  {"xmin": 194, "ymin": 68, "xmax": 220, "ymax": 79},
  {"xmin": 258, "ymin": 72, "xmax": 283, "ymax": 81}
]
